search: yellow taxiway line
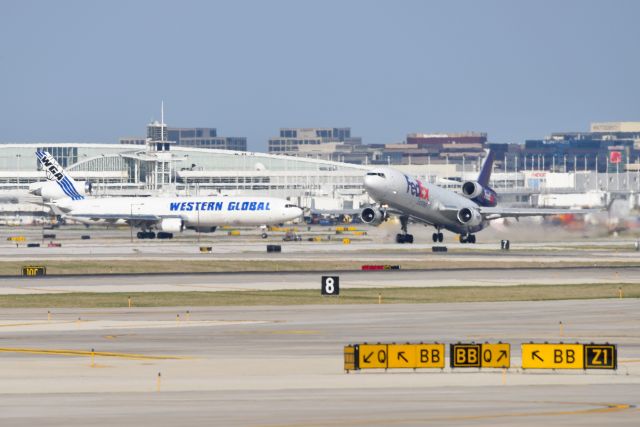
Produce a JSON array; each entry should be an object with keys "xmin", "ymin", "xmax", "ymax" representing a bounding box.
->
[{"xmin": 0, "ymin": 347, "xmax": 189, "ymax": 360}]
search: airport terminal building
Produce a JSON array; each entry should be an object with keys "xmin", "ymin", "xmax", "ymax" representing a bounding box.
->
[{"xmin": 0, "ymin": 141, "xmax": 374, "ymax": 213}]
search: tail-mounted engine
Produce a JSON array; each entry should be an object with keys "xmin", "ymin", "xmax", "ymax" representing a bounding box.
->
[
  {"xmin": 461, "ymin": 181, "xmax": 497, "ymax": 207},
  {"xmin": 360, "ymin": 207, "xmax": 387, "ymax": 226}
]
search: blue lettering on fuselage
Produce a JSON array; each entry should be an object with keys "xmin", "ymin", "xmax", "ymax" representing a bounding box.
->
[
  {"xmin": 169, "ymin": 200, "xmax": 225, "ymax": 212},
  {"xmin": 168, "ymin": 200, "xmax": 271, "ymax": 212}
]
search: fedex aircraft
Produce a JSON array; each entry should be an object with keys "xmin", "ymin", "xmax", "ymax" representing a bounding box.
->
[
  {"xmin": 361, "ymin": 151, "xmax": 587, "ymax": 244},
  {"xmin": 35, "ymin": 151, "xmax": 303, "ymax": 239}
]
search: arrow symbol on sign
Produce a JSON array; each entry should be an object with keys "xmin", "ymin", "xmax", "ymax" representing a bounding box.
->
[
  {"xmin": 497, "ymin": 350, "xmax": 507, "ymax": 362},
  {"xmin": 397, "ymin": 352, "xmax": 408, "ymax": 363},
  {"xmin": 532, "ymin": 351, "xmax": 544, "ymax": 362},
  {"xmin": 363, "ymin": 352, "xmax": 373, "ymax": 363}
]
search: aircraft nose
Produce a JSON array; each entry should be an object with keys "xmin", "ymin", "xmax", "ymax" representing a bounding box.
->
[
  {"xmin": 364, "ymin": 173, "xmax": 385, "ymax": 196},
  {"xmin": 285, "ymin": 206, "xmax": 304, "ymax": 220}
]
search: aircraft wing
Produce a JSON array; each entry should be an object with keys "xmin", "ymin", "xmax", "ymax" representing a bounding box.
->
[{"xmin": 478, "ymin": 207, "xmax": 596, "ymax": 221}]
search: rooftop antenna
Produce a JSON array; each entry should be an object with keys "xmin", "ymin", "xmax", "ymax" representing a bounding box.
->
[{"xmin": 161, "ymin": 100, "xmax": 165, "ymax": 141}]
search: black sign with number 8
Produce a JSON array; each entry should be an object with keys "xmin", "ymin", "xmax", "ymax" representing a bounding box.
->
[{"xmin": 321, "ymin": 276, "xmax": 340, "ymax": 296}]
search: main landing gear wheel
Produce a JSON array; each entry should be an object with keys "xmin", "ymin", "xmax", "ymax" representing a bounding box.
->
[
  {"xmin": 459, "ymin": 234, "xmax": 476, "ymax": 244},
  {"xmin": 137, "ymin": 231, "xmax": 156, "ymax": 239},
  {"xmin": 396, "ymin": 233, "xmax": 414, "ymax": 244},
  {"xmin": 432, "ymin": 232, "xmax": 444, "ymax": 243},
  {"xmin": 396, "ymin": 215, "xmax": 414, "ymax": 244}
]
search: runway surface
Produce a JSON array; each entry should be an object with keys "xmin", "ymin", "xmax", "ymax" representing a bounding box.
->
[
  {"xmin": 1, "ymin": 266, "xmax": 639, "ymax": 294},
  {"xmin": 0, "ymin": 299, "xmax": 637, "ymax": 426}
]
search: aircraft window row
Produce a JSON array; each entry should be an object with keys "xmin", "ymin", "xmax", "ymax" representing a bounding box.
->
[
  {"xmin": 366, "ymin": 172, "xmax": 386, "ymax": 178},
  {"xmin": 285, "ymin": 204, "xmax": 299, "ymax": 208}
]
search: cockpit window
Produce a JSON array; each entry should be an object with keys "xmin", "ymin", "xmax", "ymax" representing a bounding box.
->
[{"xmin": 366, "ymin": 172, "xmax": 386, "ymax": 178}]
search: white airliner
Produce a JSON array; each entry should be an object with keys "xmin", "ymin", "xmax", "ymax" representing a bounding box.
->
[
  {"xmin": 35, "ymin": 151, "xmax": 303, "ymax": 239},
  {"xmin": 361, "ymin": 151, "xmax": 589, "ymax": 244}
]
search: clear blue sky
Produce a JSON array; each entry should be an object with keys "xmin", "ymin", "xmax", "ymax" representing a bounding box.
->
[{"xmin": 1, "ymin": 0, "xmax": 639, "ymax": 150}]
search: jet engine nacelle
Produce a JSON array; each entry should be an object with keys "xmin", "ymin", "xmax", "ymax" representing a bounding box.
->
[
  {"xmin": 29, "ymin": 181, "xmax": 93, "ymax": 201},
  {"xmin": 457, "ymin": 207, "xmax": 482, "ymax": 227},
  {"xmin": 360, "ymin": 207, "xmax": 387, "ymax": 226},
  {"xmin": 461, "ymin": 181, "xmax": 497, "ymax": 207},
  {"xmin": 159, "ymin": 217, "xmax": 184, "ymax": 232}
]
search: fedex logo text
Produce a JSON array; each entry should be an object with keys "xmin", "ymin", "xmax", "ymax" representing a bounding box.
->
[{"xmin": 405, "ymin": 175, "xmax": 429, "ymax": 200}]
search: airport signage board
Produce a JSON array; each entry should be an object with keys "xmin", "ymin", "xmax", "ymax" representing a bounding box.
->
[
  {"xmin": 521, "ymin": 343, "xmax": 584, "ymax": 369},
  {"xmin": 584, "ymin": 344, "xmax": 617, "ymax": 370},
  {"xmin": 343, "ymin": 345, "xmax": 356, "ymax": 371},
  {"xmin": 350, "ymin": 343, "xmax": 446, "ymax": 370},
  {"xmin": 22, "ymin": 266, "xmax": 46, "ymax": 277},
  {"xmin": 387, "ymin": 344, "xmax": 416, "ymax": 369},
  {"xmin": 450, "ymin": 343, "xmax": 510, "ymax": 368},
  {"xmin": 450, "ymin": 343, "xmax": 481, "ymax": 368},
  {"xmin": 415, "ymin": 343, "xmax": 446, "ymax": 369},
  {"xmin": 321, "ymin": 276, "xmax": 340, "ymax": 296},
  {"xmin": 356, "ymin": 344, "xmax": 388, "ymax": 369},
  {"xmin": 480, "ymin": 343, "xmax": 510, "ymax": 368}
]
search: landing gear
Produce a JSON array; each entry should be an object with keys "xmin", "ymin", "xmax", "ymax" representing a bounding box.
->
[
  {"xmin": 459, "ymin": 234, "xmax": 476, "ymax": 244},
  {"xmin": 396, "ymin": 233, "xmax": 414, "ymax": 244},
  {"xmin": 261, "ymin": 232, "xmax": 268, "ymax": 239},
  {"xmin": 137, "ymin": 231, "xmax": 156, "ymax": 239},
  {"xmin": 432, "ymin": 232, "xmax": 444, "ymax": 243},
  {"xmin": 396, "ymin": 215, "xmax": 414, "ymax": 244}
]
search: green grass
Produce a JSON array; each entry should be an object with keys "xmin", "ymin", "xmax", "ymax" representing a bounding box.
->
[
  {"xmin": 0, "ymin": 283, "xmax": 636, "ymax": 308},
  {"xmin": 5, "ymin": 259, "xmax": 640, "ymax": 276}
]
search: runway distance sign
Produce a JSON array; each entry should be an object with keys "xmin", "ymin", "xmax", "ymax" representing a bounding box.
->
[
  {"xmin": 321, "ymin": 276, "xmax": 339, "ymax": 296},
  {"xmin": 584, "ymin": 344, "xmax": 617, "ymax": 370},
  {"xmin": 521, "ymin": 343, "xmax": 584, "ymax": 369},
  {"xmin": 22, "ymin": 266, "xmax": 46, "ymax": 277},
  {"xmin": 357, "ymin": 344, "xmax": 388, "ymax": 369}
]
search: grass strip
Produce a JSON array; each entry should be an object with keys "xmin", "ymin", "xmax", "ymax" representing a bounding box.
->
[
  {"xmin": 4, "ymin": 259, "xmax": 640, "ymax": 276},
  {"xmin": 0, "ymin": 283, "xmax": 636, "ymax": 308}
]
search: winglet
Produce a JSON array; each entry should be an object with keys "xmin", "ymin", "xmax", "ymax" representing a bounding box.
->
[
  {"xmin": 477, "ymin": 150, "xmax": 494, "ymax": 187},
  {"xmin": 35, "ymin": 150, "xmax": 85, "ymax": 200}
]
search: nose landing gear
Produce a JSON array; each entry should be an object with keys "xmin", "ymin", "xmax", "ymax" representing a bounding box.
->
[{"xmin": 432, "ymin": 232, "xmax": 444, "ymax": 243}]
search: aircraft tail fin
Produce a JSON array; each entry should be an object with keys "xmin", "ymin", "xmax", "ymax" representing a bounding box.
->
[
  {"xmin": 477, "ymin": 150, "xmax": 494, "ymax": 187},
  {"xmin": 35, "ymin": 150, "xmax": 85, "ymax": 200}
]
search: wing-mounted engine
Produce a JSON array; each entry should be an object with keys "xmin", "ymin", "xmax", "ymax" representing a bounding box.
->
[
  {"xmin": 159, "ymin": 217, "xmax": 184, "ymax": 232},
  {"xmin": 457, "ymin": 207, "xmax": 482, "ymax": 227},
  {"xmin": 360, "ymin": 206, "xmax": 387, "ymax": 226},
  {"xmin": 461, "ymin": 181, "xmax": 497, "ymax": 207},
  {"xmin": 29, "ymin": 180, "xmax": 93, "ymax": 201}
]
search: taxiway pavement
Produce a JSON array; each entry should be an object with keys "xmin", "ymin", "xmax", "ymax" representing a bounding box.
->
[{"xmin": 0, "ymin": 299, "xmax": 637, "ymax": 426}]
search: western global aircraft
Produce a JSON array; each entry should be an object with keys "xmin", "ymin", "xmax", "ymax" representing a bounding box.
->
[
  {"xmin": 361, "ymin": 151, "xmax": 588, "ymax": 244},
  {"xmin": 35, "ymin": 151, "xmax": 303, "ymax": 239}
]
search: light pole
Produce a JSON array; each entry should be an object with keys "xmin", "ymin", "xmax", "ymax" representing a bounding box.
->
[{"xmin": 16, "ymin": 154, "xmax": 21, "ymax": 189}]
